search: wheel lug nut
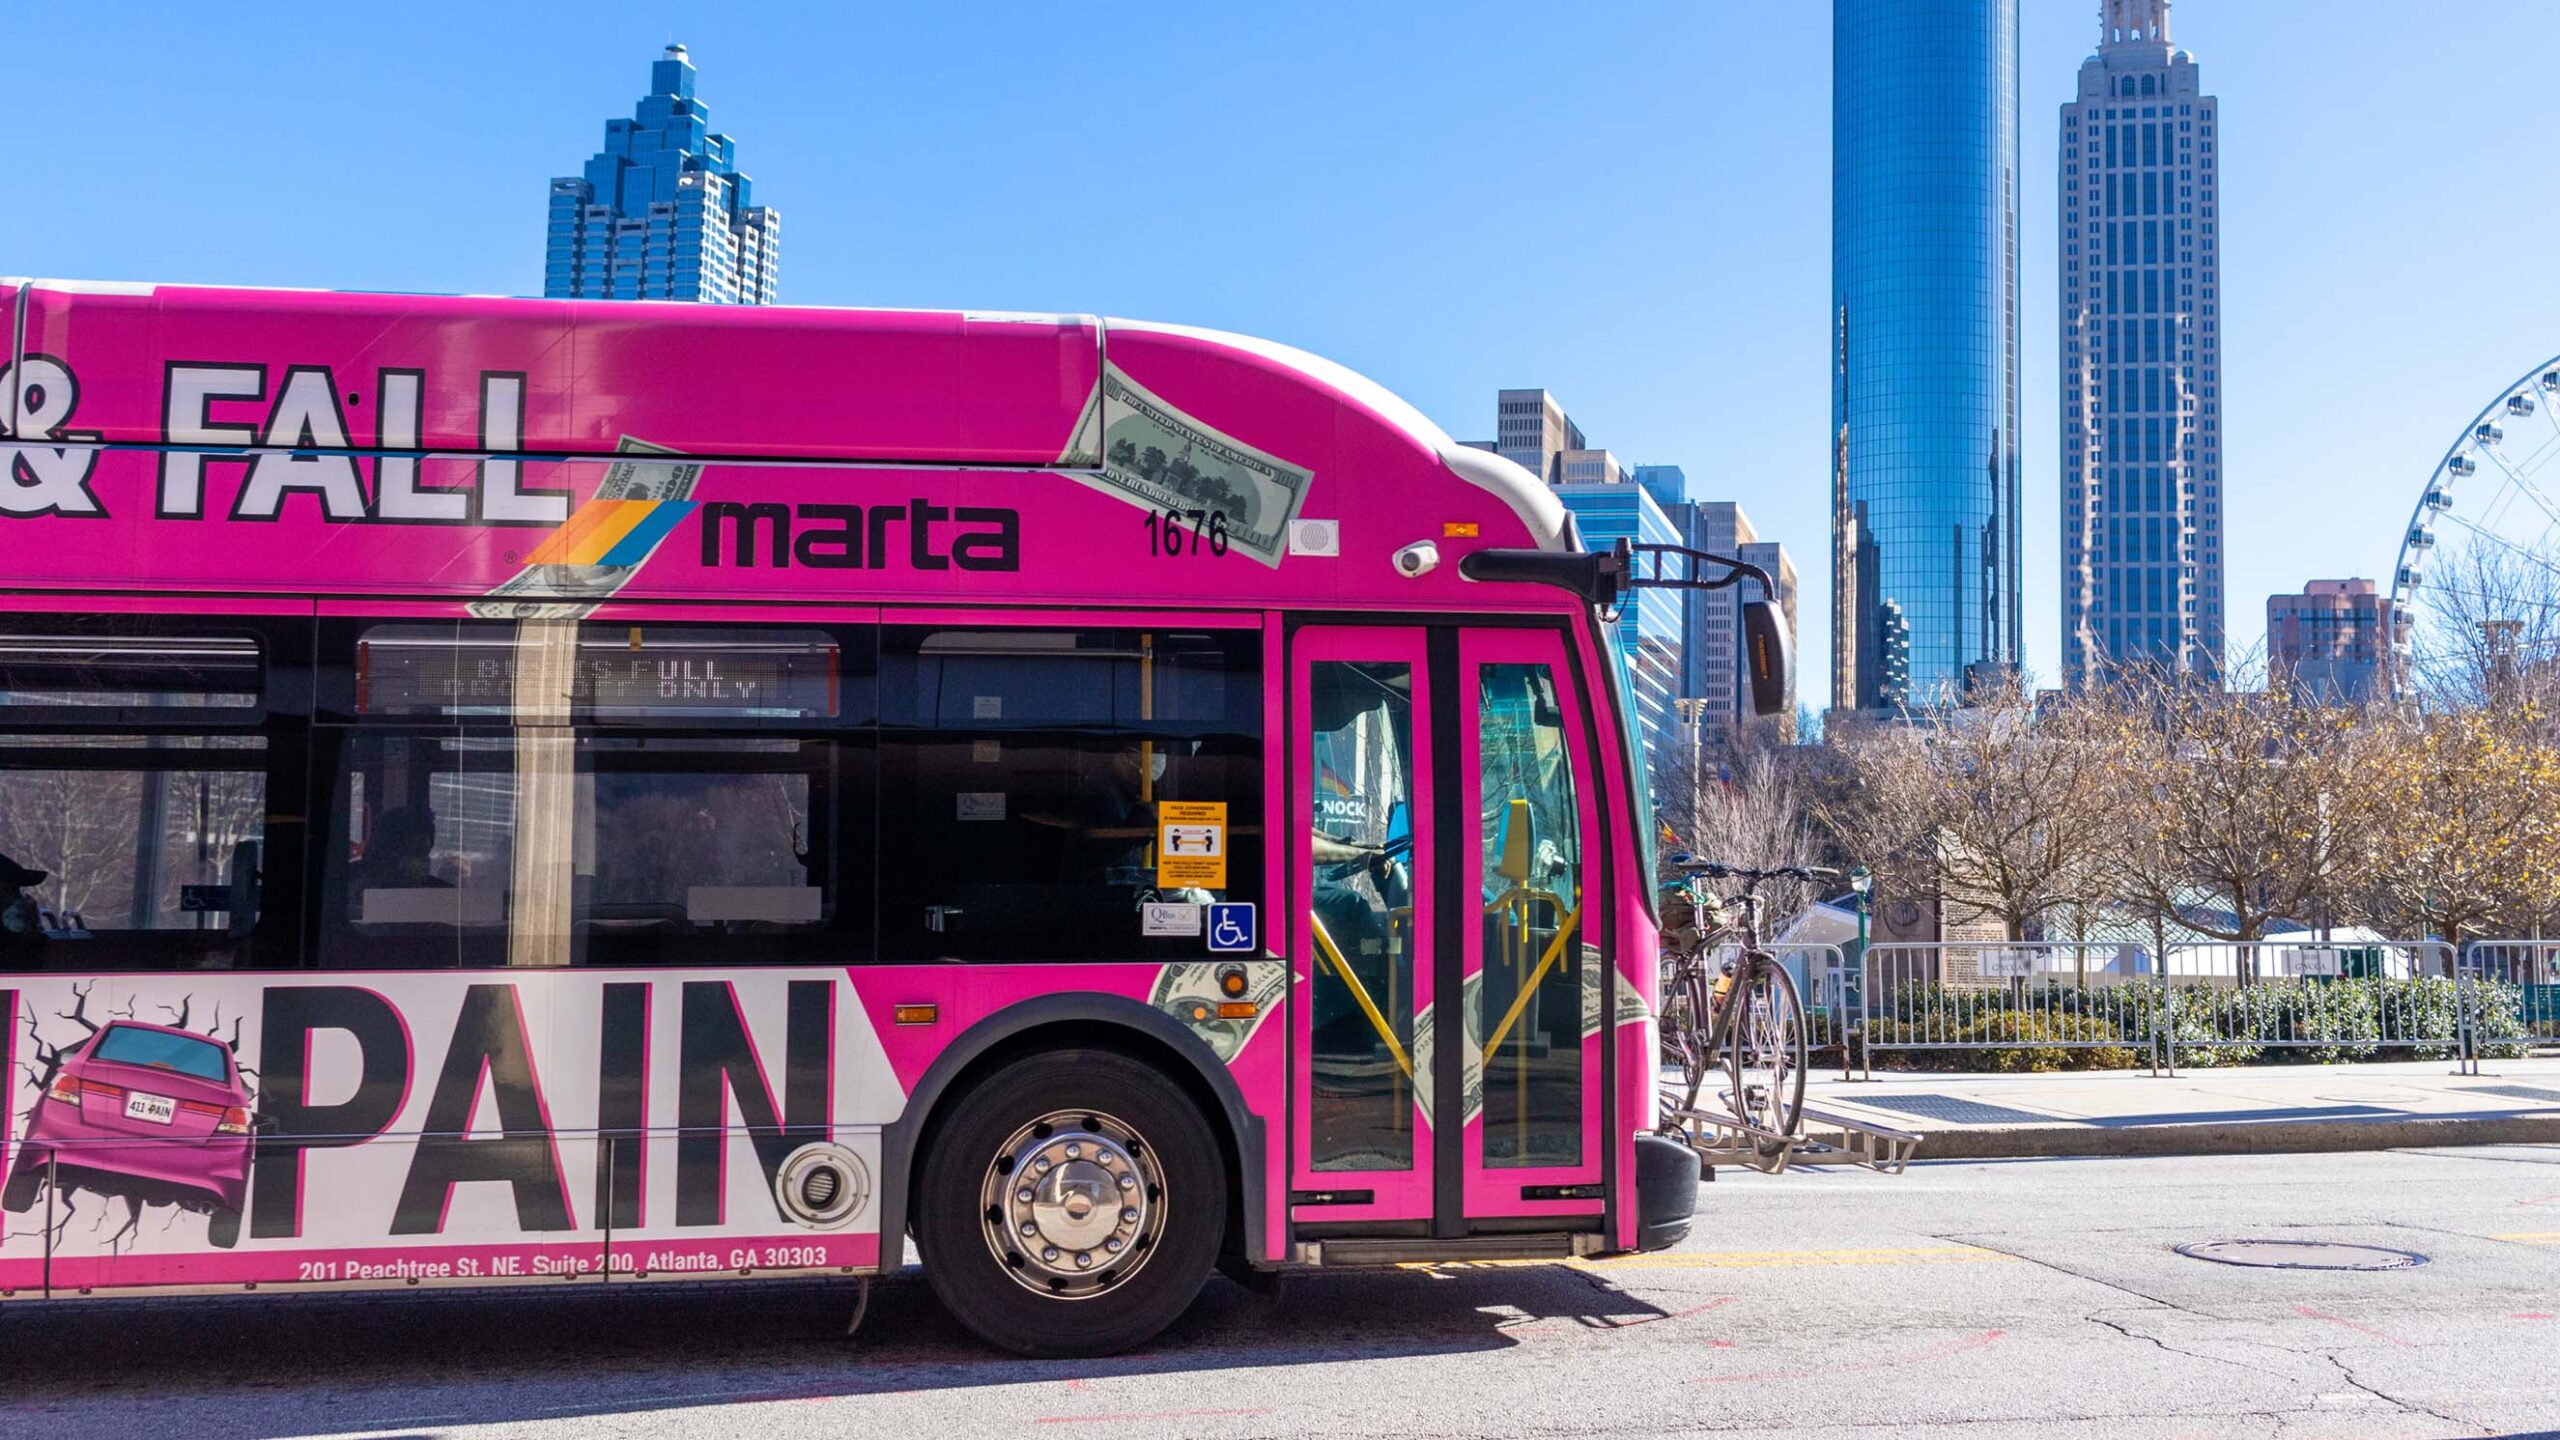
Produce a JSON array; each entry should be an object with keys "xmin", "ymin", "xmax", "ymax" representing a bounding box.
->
[
  {"xmin": 1017, "ymin": 1188, "xmax": 1034, "ymax": 1203},
  {"xmin": 1105, "ymin": 1238, "xmax": 1124, "ymax": 1253},
  {"xmin": 1041, "ymin": 1247, "xmax": 1059, "ymax": 1262},
  {"xmin": 1035, "ymin": 1158, "xmax": 1052, "ymax": 1173},
  {"xmin": 1019, "ymin": 1221, "xmax": 1037, "ymax": 1237},
  {"xmin": 1117, "ymin": 1174, "xmax": 1136, "ymax": 1190},
  {"xmin": 1075, "ymin": 1252, "xmax": 1094, "ymax": 1270},
  {"xmin": 1065, "ymin": 1143, "xmax": 1082, "ymax": 1158},
  {"xmin": 1120, "ymin": 1207, "xmax": 1139, "ymax": 1224}
]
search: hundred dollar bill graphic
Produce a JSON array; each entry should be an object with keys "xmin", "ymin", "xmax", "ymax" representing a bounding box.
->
[
  {"xmin": 1057, "ymin": 364, "xmax": 1314, "ymax": 568},
  {"xmin": 469, "ymin": 437, "xmax": 706, "ymax": 620},
  {"xmin": 1148, "ymin": 960, "xmax": 1287, "ymax": 1064},
  {"xmin": 1408, "ymin": 974, "xmax": 1489, "ymax": 1128},
  {"xmin": 1612, "ymin": 960, "xmax": 1652, "ymax": 1031}
]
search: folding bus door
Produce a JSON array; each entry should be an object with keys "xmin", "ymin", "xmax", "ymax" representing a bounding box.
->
[{"xmin": 1287, "ymin": 622, "xmax": 1605, "ymax": 1241}]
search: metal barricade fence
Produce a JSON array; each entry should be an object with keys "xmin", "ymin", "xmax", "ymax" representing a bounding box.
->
[
  {"xmin": 2458, "ymin": 940, "xmax": 2560, "ymax": 1072},
  {"xmin": 1855, "ymin": 939, "xmax": 2473, "ymax": 1076},
  {"xmin": 1856, "ymin": 942, "xmax": 2162, "ymax": 1079},
  {"xmin": 2159, "ymin": 940, "xmax": 2460, "ymax": 1066}
]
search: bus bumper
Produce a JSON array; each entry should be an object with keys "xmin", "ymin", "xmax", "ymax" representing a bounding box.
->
[{"xmin": 1632, "ymin": 1133, "xmax": 1700, "ymax": 1251}]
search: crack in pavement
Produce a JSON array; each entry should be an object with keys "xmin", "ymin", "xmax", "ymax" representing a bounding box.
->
[
  {"xmin": 2322, "ymin": 1352, "xmax": 2493, "ymax": 1437},
  {"xmin": 1937, "ymin": 1232, "xmax": 2210, "ymax": 1317},
  {"xmin": 2081, "ymin": 1306, "xmax": 2300, "ymax": 1380}
]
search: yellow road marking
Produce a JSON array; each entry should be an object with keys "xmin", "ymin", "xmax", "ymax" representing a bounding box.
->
[
  {"xmin": 2491, "ymin": 1232, "xmax": 2560, "ymax": 1245},
  {"xmin": 1403, "ymin": 1246, "xmax": 2020, "ymax": 1273}
]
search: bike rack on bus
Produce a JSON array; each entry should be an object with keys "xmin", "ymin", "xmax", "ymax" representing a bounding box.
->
[{"xmin": 1662, "ymin": 1098, "xmax": 1923, "ymax": 1178}]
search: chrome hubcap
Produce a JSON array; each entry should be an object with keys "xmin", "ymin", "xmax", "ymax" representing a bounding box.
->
[{"xmin": 979, "ymin": 1110, "xmax": 1163, "ymax": 1298}]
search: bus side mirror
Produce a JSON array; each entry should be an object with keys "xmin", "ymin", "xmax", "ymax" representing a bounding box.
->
[{"xmin": 1741, "ymin": 598, "xmax": 1790, "ymax": 717}]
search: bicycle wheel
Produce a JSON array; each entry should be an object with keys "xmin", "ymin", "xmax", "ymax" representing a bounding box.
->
[{"xmin": 1725, "ymin": 958, "xmax": 1807, "ymax": 1143}]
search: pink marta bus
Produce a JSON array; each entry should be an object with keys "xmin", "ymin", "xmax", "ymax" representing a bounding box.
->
[{"xmin": 0, "ymin": 280, "xmax": 1783, "ymax": 1355}]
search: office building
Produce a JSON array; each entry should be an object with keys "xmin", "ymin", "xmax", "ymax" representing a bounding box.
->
[
  {"xmin": 2268, "ymin": 579, "xmax": 2393, "ymax": 706},
  {"xmin": 2061, "ymin": 0, "xmax": 2224, "ymax": 683},
  {"xmin": 1633, "ymin": 465, "xmax": 1713, "ymax": 703},
  {"xmin": 1497, "ymin": 389, "xmax": 1585, "ymax": 485},
  {"xmin": 1556, "ymin": 448, "xmax": 1630, "ymax": 487},
  {"xmin": 1832, "ymin": 0, "xmax": 2022, "ymax": 711},
  {"xmin": 545, "ymin": 45, "xmax": 781, "ymax": 304}
]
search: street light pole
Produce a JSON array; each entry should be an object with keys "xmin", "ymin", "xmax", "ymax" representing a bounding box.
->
[
  {"xmin": 1848, "ymin": 864, "xmax": 1872, "ymax": 1081},
  {"xmin": 1672, "ymin": 697, "xmax": 1711, "ymax": 854}
]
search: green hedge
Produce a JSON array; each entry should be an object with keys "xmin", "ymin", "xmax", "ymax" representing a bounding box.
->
[{"xmin": 1855, "ymin": 976, "xmax": 2522, "ymax": 1071}]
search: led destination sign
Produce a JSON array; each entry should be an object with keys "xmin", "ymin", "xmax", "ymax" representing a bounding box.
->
[{"xmin": 357, "ymin": 625, "xmax": 839, "ymax": 721}]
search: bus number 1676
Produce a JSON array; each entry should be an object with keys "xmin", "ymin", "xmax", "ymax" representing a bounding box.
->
[{"xmin": 1143, "ymin": 508, "xmax": 1229, "ymax": 558}]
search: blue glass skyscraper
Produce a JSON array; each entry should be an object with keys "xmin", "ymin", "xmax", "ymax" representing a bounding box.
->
[
  {"xmin": 1832, "ymin": 0, "xmax": 2021, "ymax": 710},
  {"xmin": 545, "ymin": 46, "xmax": 781, "ymax": 304}
]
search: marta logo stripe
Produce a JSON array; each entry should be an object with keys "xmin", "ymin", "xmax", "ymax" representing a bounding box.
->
[
  {"xmin": 523, "ymin": 498, "xmax": 640, "ymax": 565},
  {"xmin": 524, "ymin": 498, "xmax": 696, "ymax": 567},
  {"xmin": 595, "ymin": 500, "xmax": 697, "ymax": 566}
]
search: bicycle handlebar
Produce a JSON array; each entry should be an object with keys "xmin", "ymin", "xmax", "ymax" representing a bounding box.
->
[{"xmin": 1666, "ymin": 855, "xmax": 1839, "ymax": 884}]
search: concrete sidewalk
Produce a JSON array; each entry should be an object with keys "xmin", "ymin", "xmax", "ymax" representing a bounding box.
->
[{"xmin": 1800, "ymin": 1055, "xmax": 2560, "ymax": 1159}]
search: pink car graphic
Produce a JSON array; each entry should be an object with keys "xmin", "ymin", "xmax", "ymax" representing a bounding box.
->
[{"xmin": 5, "ymin": 1021, "xmax": 255, "ymax": 1248}]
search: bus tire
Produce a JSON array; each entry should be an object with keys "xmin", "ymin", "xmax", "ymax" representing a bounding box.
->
[{"xmin": 916, "ymin": 1047, "xmax": 1226, "ymax": 1357}]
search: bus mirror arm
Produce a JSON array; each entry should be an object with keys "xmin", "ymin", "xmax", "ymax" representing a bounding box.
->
[
  {"xmin": 1455, "ymin": 548, "xmax": 1620, "ymax": 607},
  {"xmin": 1458, "ymin": 543, "xmax": 1788, "ymax": 716}
]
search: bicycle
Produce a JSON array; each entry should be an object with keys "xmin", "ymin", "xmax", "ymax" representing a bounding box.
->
[{"xmin": 1657, "ymin": 856, "xmax": 1829, "ymax": 1149}]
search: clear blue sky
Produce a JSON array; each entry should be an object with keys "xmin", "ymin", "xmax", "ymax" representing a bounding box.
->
[{"xmin": 10, "ymin": 2, "xmax": 2560, "ymax": 693}]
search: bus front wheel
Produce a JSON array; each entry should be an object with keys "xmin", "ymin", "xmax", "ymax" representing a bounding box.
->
[{"xmin": 916, "ymin": 1047, "xmax": 1226, "ymax": 1357}]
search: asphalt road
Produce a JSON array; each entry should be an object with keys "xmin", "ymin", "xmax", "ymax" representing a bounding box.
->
[{"xmin": 9, "ymin": 1147, "xmax": 2560, "ymax": 1440}]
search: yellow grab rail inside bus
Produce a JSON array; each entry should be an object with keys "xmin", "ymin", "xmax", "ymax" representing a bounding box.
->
[
  {"xmin": 1309, "ymin": 911, "xmax": 1414, "ymax": 1081},
  {"xmin": 1480, "ymin": 900, "xmax": 1581, "ymax": 1064}
]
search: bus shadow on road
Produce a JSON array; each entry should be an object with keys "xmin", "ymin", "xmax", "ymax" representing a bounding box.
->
[{"xmin": 0, "ymin": 1265, "xmax": 1665, "ymax": 1430}]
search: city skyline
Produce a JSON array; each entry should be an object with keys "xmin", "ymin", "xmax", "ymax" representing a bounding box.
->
[{"xmin": 10, "ymin": 4, "xmax": 2559, "ymax": 695}]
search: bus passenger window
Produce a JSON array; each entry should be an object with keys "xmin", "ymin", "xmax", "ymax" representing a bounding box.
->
[
  {"xmin": 0, "ymin": 627, "xmax": 279, "ymax": 970},
  {"xmin": 316, "ymin": 620, "xmax": 869, "ymax": 969},
  {"xmin": 878, "ymin": 627, "xmax": 1261, "ymax": 963}
]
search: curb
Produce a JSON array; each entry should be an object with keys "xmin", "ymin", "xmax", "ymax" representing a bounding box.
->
[{"xmin": 1910, "ymin": 1113, "xmax": 2560, "ymax": 1161}]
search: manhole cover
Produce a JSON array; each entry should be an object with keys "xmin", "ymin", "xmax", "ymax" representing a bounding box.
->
[{"xmin": 2174, "ymin": 1240, "xmax": 2427, "ymax": 1271}]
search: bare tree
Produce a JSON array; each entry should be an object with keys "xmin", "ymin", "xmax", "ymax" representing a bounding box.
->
[
  {"xmin": 1823, "ymin": 677, "xmax": 2120, "ymax": 942},
  {"xmin": 1651, "ymin": 712, "xmax": 1837, "ymax": 922},
  {"xmin": 2346, "ymin": 706, "xmax": 2560, "ymax": 943},
  {"xmin": 2094, "ymin": 665, "xmax": 2381, "ymax": 966},
  {"xmin": 2409, "ymin": 540, "xmax": 2560, "ymax": 721}
]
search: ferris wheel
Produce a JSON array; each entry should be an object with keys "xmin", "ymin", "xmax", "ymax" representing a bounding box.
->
[{"xmin": 2391, "ymin": 354, "xmax": 2560, "ymax": 687}]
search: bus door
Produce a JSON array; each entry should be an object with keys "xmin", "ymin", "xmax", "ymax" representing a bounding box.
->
[{"xmin": 1288, "ymin": 624, "xmax": 1600, "ymax": 1236}]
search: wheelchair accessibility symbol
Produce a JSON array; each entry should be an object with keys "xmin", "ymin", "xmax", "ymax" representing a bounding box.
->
[{"xmin": 1206, "ymin": 902, "xmax": 1257, "ymax": 954}]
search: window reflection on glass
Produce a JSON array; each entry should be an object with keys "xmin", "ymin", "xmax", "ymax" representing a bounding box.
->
[
  {"xmin": 319, "ymin": 618, "xmax": 864, "ymax": 969},
  {"xmin": 1476, "ymin": 663, "xmax": 1582, "ymax": 1168},
  {"xmin": 877, "ymin": 628, "xmax": 1260, "ymax": 964},
  {"xmin": 0, "ymin": 734, "xmax": 269, "ymax": 967},
  {"xmin": 1306, "ymin": 660, "xmax": 1417, "ymax": 1173},
  {"xmin": 325, "ymin": 732, "xmax": 831, "ymax": 969}
]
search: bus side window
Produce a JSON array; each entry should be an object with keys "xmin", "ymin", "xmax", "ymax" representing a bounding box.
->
[
  {"xmin": 313, "ymin": 619, "xmax": 873, "ymax": 970},
  {"xmin": 877, "ymin": 627, "xmax": 1262, "ymax": 964},
  {"xmin": 0, "ymin": 621, "xmax": 292, "ymax": 971}
]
